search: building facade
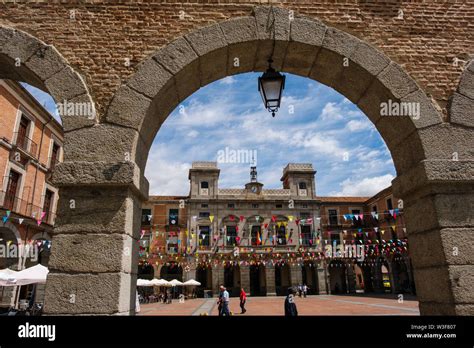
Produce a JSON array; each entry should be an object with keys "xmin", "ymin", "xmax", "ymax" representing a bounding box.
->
[
  {"xmin": 140, "ymin": 161, "xmax": 415, "ymax": 298},
  {"xmin": 0, "ymin": 80, "xmax": 63, "ymax": 308}
]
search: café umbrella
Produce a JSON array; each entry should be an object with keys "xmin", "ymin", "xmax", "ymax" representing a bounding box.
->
[{"xmin": 183, "ymin": 279, "xmax": 201, "ymax": 286}]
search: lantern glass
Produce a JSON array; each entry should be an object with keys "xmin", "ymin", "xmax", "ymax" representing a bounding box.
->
[{"xmin": 258, "ymin": 68, "xmax": 285, "ymax": 112}]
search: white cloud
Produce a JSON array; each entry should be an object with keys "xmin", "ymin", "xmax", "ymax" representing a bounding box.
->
[
  {"xmin": 319, "ymin": 102, "xmax": 344, "ymax": 121},
  {"xmin": 346, "ymin": 119, "xmax": 371, "ymax": 132},
  {"xmin": 187, "ymin": 129, "xmax": 199, "ymax": 138},
  {"xmin": 330, "ymin": 174, "xmax": 394, "ymax": 197},
  {"xmin": 219, "ymin": 76, "xmax": 236, "ymax": 85}
]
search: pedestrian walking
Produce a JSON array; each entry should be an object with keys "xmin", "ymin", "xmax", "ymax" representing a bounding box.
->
[
  {"xmin": 284, "ymin": 287, "xmax": 298, "ymax": 316},
  {"xmin": 298, "ymin": 284, "xmax": 303, "ymax": 297},
  {"xmin": 217, "ymin": 285, "xmax": 224, "ymax": 316},
  {"xmin": 221, "ymin": 286, "xmax": 231, "ymax": 316},
  {"xmin": 303, "ymin": 284, "xmax": 308, "ymax": 298},
  {"xmin": 239, "ymin": 287, "xmax": 247, "ymax": 314}
]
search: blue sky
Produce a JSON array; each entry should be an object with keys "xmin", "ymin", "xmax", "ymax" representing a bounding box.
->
[{"xmin": 23, "ymin": 73, "xmax": 396, "ymax": 197}]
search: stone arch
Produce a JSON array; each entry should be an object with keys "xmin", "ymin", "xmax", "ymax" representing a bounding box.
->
[
  {"xmin": 104, "ymin": 6, "xmax": 445, "ymax": 177},
  {"xmin": 44, "ymin": 6, "xmax": 473, "ymax": 315},
  {"xmin": 0, "ymin": 25, "xmax": 96, "ymax": 131}
]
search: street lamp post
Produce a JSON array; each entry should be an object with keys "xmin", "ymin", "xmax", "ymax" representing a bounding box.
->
[{"xmin": 258, "ymin": 59, "xmax": 285, "ymax": 117}]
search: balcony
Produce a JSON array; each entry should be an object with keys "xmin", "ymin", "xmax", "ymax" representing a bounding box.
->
[
  {"xmin": 13, "ymin": 132, "xmax": 38, "ymax": 159},
  {"xmin": 0, "ymin": 190, "xmax": 56, "ymax": 226}
]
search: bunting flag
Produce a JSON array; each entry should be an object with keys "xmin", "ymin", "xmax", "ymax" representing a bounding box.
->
[
  {"xmin": 343, "ymin": 214, "xmax": 348, "ymax": 221},
  {"xmin": 235, "ymin": 236, "xmax": 240, "ymax": 244},
  {"xmin": 140, "ymin": 230, "xmax": 146, "ymax": 239},
  {"xmin": 391, "ymin": 225, "xmax": 396, "ymax": 231},
  {"xmin": 209, "ymin": 215, "xmax": 214, "ymax": 223},
  {"xmin": 365, "ymin": 232, "xmax": 369, "ymax": 237},
  {"xmin": 271, "ymin": 216, "xmax": 276, "ymax": 222},
  {"xmin": 18, "ymin": 218, "xmax": 24, "ymax": 225},
  {"xmin": 192, "ymin": 216, "xmax": 197, "ymax": 221},
  {"xmin": 256, "ymin": 216, "xmax": 260, "ymax": 222},
  {"xmin": 147, "ymin": 214, "xmax": 152, "ymax": 220},
  {"xmin": 239, "ymin": 215, "xmax": 244, "ymax": 222},
  {"xmin": 359, "ymin": 214, "xmax": 363, "ymax": 221},
  {"xmin": 381, "ymin": 230, "xmax": 385, "ymax": 235},
  {"xmin": 2, "ymin": 216, "xmax": 7, "ymax": 224},
  {"xmin": 257, "ymin": 232, "xmax": 261, "ymax": 245},
  {"xmin": 295, "ymin": 219, "xmax": 300, "ymax": 226},
  {"xmin": 403, "ymin": 228, "xmax": 407, "ymax": 233},
  {"xmin": 264, "ymin": 223, "xmax": 268, "ymax": 229},
  {"xmin": 230, "ymin": 215, "xmax": 235, "ymax": 221},
  {"xmin": 236, "ymin": 226, "xmax": 239, "ymax": 232},
  {"xmin": 389, "ymin": 209, "xmax": 394, "ymax": 217},
  {"xmin": 277, "ymin": 222, "xmax": 282, "ymax": 228},
  {"xmin": 374, "ymin": 227, "xmax": 379, "ymax": 233},
  {"xmin": 6, "ymin": 210, "xmax": 11, "ymax": 217},
  {"xmin": 288, "ymin": 215, "xmax": 294, "ymax": 222}
]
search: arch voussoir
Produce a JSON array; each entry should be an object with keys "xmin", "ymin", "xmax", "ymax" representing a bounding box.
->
[{"xmin": 449, "ymin": 59, "xmax": 474, "ymax": 128}]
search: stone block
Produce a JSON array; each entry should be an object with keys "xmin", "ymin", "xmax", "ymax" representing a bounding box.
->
[
  {"xmin": 350, "ymin": 41, "xmax": 390, "ymax": 77},
  {"xmin": 254, "ymin": 6, "xmax": 290, "ymax": 41},
  {"xmin": 449, "ymin": 92, "xmax": 474, "ymax": 128},
  {"xmin": 448, "ymin": 265, "xmax": 474, "ymax": 303},
  {"xmin": 127, "ymin": 58, "xmax": 173, "ymax": 99},
  {"xmin": 48, "ymin": 233, "xmax": 139, "ymax": 273},
  {"xmin": 322, "ymin": 27, "xmax": 360, "ymax": 58},
  {"xmin": 254, "ymin": 39, "xmax": 288, "ymax": 71},
  {"xmin": 400, "ymin": 89, "xmax": 443, "ymax": 129},
  {"xmin": 458, "ymin": 69, "xmax": 474, "ymax": 100},
  {"xmin": 227, "ymin": 41, "xmax": 258, "ymax": 75},
  {"xmin": 43, "ymin": 272, "xmax": 135, "ymax": 314},
  {"xmin": 185, "ymin": 23, "xmax": 227, "ymax": 57},
  {"xmin": 25, "ymin": 44, "xmax": 66, "ymax": 81},
  {"xmin": 283, "ymin": 41, "xmax": 319, "ymax": 77},
  {"xmin": 44, "ymin": 66, "xmax": 88, "ymax": 102},
  {"xmin": 53, "ymin": 186, "xmax": 141, "ymax": 237},
  {"xmin": 63, "ymin": 124, "xmax": 138, "ymax": 163},
  {"xmin": 174, "ymin": 59, "xmax": 200, "ymax": 102},
  {"xmin": 309, "ymin": 48, "xmax": 345, "ymax": 90},
  {"xmin": 199, "ymin": 47, "xmax": 228, "ymax": 86},
  {"xmin": 220, "ymin": 17, "xmax": 257, "ymax": 45},
  {"xmin": 0, "ymin": 27, "xmax": 41, "ymax": 62},
  {"xmin": 412, "ymin": 266, "xmax": 453, "ymax": 303},
  {"xmin": 105, "ymin": 85, "xmax": 152, "ymax": 130},
  {"xmin": 290, "ymin": 17, "xmax": 326, "ymax": 47},
  {"xmin": 152, "ymin": 37, "xmax": 198, "ymax": 75},
  {"xmin": 378, "ymin": 62, "xmax": 419, "ymax": 99},
  {"xmin": 60, "ymin": 93, "xmax": 97, "ymax": 131},
  {"xmin": 334, "ymin": 60, "xmax": 377, "ymax": 103}
]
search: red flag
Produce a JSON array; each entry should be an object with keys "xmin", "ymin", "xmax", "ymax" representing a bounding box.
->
[{"xmin": 240, "ymin": 215, "xmax": 244, "ymax": 222}]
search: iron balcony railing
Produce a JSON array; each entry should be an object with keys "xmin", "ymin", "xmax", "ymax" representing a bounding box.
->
[
  {"xmin": 0, "ymin": 190, "xmax": 56, "ymax": 225},
  {"xmin": 13, "ymin": 132, "xmax": 38, "ymax": 159}
]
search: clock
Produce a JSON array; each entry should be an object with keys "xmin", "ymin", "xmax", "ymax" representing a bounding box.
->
[{"xmin": 251, "ymin": 186, "xmax": 258, "ymax": 193}]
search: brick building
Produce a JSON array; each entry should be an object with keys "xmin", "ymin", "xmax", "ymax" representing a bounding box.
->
[
  {"xmin": 0, "ymin": 79, "xmax": 63, "ymax": 308},
  {"xmin": 140, "ymin": 161, "xmax": 414, "ymax": 298}
]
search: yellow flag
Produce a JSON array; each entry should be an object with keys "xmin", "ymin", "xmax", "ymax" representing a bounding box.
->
[
  {"xmin": 277, "ymin": 222, "xmax": 282, "ymax": 228},
  {"xmin": 288, "ymin": 215, "xmax": 294, "ymax": 222},
  {"xmin": 210, "ymin": 215, "xmax": 214, "ymax": 223}
]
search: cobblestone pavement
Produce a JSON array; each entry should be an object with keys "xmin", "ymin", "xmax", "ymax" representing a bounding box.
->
[{"xmin": 138, "ymin": 294, "xmax": 419, "ymax": 316}]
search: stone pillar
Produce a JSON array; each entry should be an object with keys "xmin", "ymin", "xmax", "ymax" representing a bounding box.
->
[
  {"xmin": 212, "ymin": 265, "xmax": 224, "ymax": 296},
  {"xmin": 290, "ymin": 264, "xmax": 302, "ymax": 287},
  {"xmin": 317, "ymin": 262, "xmax": 328, "ymax": 295},
  {"xmin": 240, "ymin": 265, "xmax": 250, "ymax": 294},
  {"xmin": 346, "ymin": 264, "xmax": 357, "ymax": 294},
  {"xmin": 43, "ymin": 181, "xmax": 143, "ymax": 315},
  {"xmin": 265, "ymin": 266, "xmax": 276, "ymax": 296},
  {"xmin": 392, "ymin": 161, "xmax": 474, "ymax": 315}
]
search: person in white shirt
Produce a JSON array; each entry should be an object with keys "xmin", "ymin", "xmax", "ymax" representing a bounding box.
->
[{"xmin": 221, "ymin": 287, "xmax": 230, "ymax": 316}]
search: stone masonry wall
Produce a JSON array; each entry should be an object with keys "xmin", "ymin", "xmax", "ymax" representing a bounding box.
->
[{"xmin": 0, "ymin": 0, "xmax": 473, "ymax": 117}]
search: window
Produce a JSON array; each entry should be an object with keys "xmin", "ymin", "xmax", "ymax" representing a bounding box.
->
[
  {"xmin": 201, "ymin": 204, "xmax": 208, "ymax": 208},
  {"xmin": 328, "ymin": 209, "xmax": 338, "ymax": 226},
  {"xmin": 200, "ymin": 181, "xmax": 209, "ymax": 189},
  {"xmin": 169, "ymin": 209, "xmax": 179, "ymax": 225},
  {"xmin": 331, "ymin": 232, "xmax": 341, "ymax": 245},
  {"xmin": 302, "ymin": 204, "xmax": 308, "ymax": 209},
  {"xmin": 226, "ymin": 226, "xmax": 237, "ymax": 246},
  {"xmin": 251, "ymin": 203, "xmax": 259, "ymax": 209},
  {"xmin": 43, "ymin": 189, "xmax": 54, "ymax": 223},
  {"xmin": 199, "ymin": 212, "xmax": 210, "ymax": 218},
  {"xmin": 50, "ymin": 143, "xmax": 60, "ymax": 169},
  {"xmin": 351, "ymin": 209, "xmax": 362, "ymax": 226},
  {"xmin": 299, "ymin": 182, "xmax": 307, "ymax": 190},
  {"xmin": 372, "ymin": 205, "xmax": 377, "ymax": 212},
  {"xmin": 16, "ymin": 116, "xmax": 30, "ymax": 150},
  {"xmin": 141, "ymin": 209, "xmax": 151, "ymax": 225},
  {"xmin": 276, "ymin": 225, "xmax": 286, "ymax": 245},
  {"xmin": 227, "ymin": 203, "xmax": 235, "ymax": 208},
  {"xmin": 4, "ymin": 170, "xmax": 21, "ymax": 210},
  {"xmin": 275, "ymin": 204, "xmax": 282, "ymax": 208},
  {"xmin": 386, "ymin": 198, "xmax": 393, "ymax": 210},
  {"xmin": 301, "ymin": 225, "xmax": 312, "ymax": 246},
  {"xmin": 251, "ymin": 225, "xmax": 262, "ymax": 246},
  {"xmin": 199, "ymin": 226, "xmax": 210, "ymax": 246}
]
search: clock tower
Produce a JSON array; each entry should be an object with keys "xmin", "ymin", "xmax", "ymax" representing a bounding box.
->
[{"xmin": 245, "ymin": 166, "xmax": 263, "ymax": 194}]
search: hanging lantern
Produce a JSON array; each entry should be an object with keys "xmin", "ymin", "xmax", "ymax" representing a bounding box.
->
[{"xmin": 258, "ymin": 59, "xmax": 285, "ymax": 117}]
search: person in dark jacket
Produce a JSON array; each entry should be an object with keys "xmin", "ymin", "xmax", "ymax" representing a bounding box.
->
[{"xmin": 284, "ymin": 287, "xmax": 298, "ymax": 316}]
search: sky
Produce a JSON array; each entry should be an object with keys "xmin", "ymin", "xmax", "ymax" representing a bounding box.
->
[{"xmin": 22, "ymin": 73, "xmax": 396, "ymax": 197}]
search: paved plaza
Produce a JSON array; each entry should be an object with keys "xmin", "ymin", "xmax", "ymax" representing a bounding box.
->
[{"xmin": 138, "ymin": 294, "xmax": 419, "ymax": 316}]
